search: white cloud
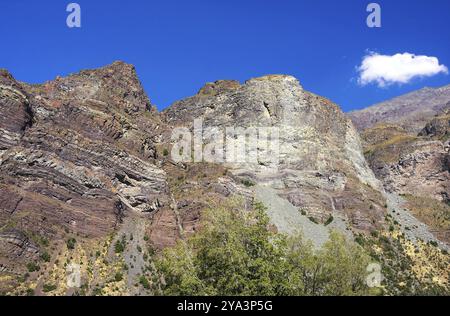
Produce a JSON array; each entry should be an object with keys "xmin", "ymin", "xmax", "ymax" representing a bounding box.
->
[{"xmin": 357, "ymin": 52, "xmax": 448, "ymax": 87}]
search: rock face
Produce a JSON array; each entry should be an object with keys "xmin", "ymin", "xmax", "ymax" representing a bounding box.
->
[
  {"xmin": 0, "ymin": 70, "xmax": 33, "ymax": 150},
  {"xmin": 1, "ymin": 62, "xmax": 448, "ymax": 295},
  {"xmin": 0, "ymin": 62, "xmax": 172, "ymax": 273},
  {"xmin": 361, "ymin": 105, "xmax": 450, "ymax": 244},
  {"xmin": 348, "ymin": 84, "xmax": 450, "ymax": 133},
  {"xmin": 165, "ymin": 75, "xmax": 386, "ymax": 232},
  {"xmin": 0, "ymin": 65, "xmax": 387, "ymax": 278}
]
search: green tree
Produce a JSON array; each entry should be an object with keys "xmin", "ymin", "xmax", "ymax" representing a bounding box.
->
[{"xmin": 155, "ymin": 200, "xmax": 371, "ymax": 296}]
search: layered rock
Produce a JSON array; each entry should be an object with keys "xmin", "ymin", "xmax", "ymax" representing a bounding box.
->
[
  {"xmin": 164, "ymin": 75, "xmax": 386, "ymax": 232},
  {"xmin": 0, "ymin": 70, "xmax": 33, "ymax": 150},
  {"xmin": 362, "ymin": 112, "xmax": 450, "ymax": 243},
  {"xmin": 1, "ymin": 62, "xmax": 448, "ymax": 295},
  {"xmin": 0, "ymin": 62, "xmax": 172, "ymax": 274}
]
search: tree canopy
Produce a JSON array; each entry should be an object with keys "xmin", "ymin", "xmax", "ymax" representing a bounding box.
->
[{"xmin": 155, "ymin": 201, "xmax": 371, "ymax": 296}]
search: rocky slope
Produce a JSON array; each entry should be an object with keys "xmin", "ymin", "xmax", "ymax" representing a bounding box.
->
[
  {"xmin": 165, "ymin": 76, "xmax": 386, "ymax": 233},
  {"xmin": 360, "ymin": 103, "xmax": 450, "ymax": 244},
  {"xmin": 0, "ymin": 62, "xmax": 448, "ymax": 295},
  {"xmin": 349, "ymin": 84, "xmax": 450, "ymax": 133}
]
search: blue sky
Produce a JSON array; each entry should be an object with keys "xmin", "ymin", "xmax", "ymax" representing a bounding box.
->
[{"xmin": 0, "ymin": 0, "xmax": 449, "ymax": 112}]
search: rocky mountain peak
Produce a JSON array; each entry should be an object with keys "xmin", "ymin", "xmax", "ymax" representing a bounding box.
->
[
  {"xmin": 197, "ymin": 80, "xmax": 241, "ymax": 96},
  {"xmin": 245, "ymin": 74, "xmax": 301, "ymax": 85},
  {"xmin": 164, "ymin": 73, "xmax": 385, "ymax": 233},
  {"xmin": 0, "ymin": 69, "xmax": 14, "ymax": 81},
  {"xmin": 25, "ymin": 61, "xmax": 154, "ymax": 115}
]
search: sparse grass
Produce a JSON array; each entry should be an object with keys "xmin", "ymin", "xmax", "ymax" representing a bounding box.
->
[{"xmin": 404, "ymin": 194, "xmax": 450, "ymax": 243}]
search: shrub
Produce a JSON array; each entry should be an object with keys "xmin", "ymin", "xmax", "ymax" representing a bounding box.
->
[
  {"xmin": 139, "ymin": 276, "xmax": 150, "ymax": 290},
  {"xmin": 114, "ymin": 272, "xmax": 123, "ymax": 282},
  {"xmin": 308, "ymin": 217, "xmax": 318, "ymax": 224},
  {"xmin": 40, "ymin": 237, "xmax": 49, "ymax": 247},
  {"xmin": 163, "ymin": 149, "xmax": 169, "ymax": 156},
  {"xmin": 324, "ymin": 215, "xmax": 334, "ymax": 226},
  {"xmin": 66, "ymin": 238, "xmax": 76, "ymax": 250},
  {"xmin": 41, "ymin": 252, "xmax": 51, "ymax": 263},
  {"xmin": 241, "ymin": 179, "xmax": 255, "ymax": 187},
  {"xmin": 355, "ymin": 236, "xmax": 365, "ymax": 246},
  {"xmin": 115, "ymin": 236, "xmax": 126, "ymax": 254},
  {"xmin": 26, "ymin": 262, "xmax": 40, "ymax": 273},
  {"xmin": 43, "ymin": 284, "xmax": 57, "ymax": 293}
]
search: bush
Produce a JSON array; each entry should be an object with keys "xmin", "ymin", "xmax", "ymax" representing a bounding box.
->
[
  {"xmin": 43, "ymin": 284, "xmax": 57, "ymax": 293},
  {"xmin": 139, "ymin": 276, "xmax": 150, "ymax": 290},
  {"xmin": 163, "ymin": 149, "xmax": 169, "ymax": 156},
  {"xmin": 115, "ymin": 236, "xmax": 126, "ymax": 254},
  {"xmin": 308, "ymin": 217, "xmax": 318, "ymax": 224},
  {"xmin": 324, "ymin": 215, "xmax": 334, "ymax": 226},
  {"xmin": 66, "ymin": 238, "xmax": 76, "ymax": 250},
  {"xmin": 26, "ymin": 262, "xmax": 40, "ymax": 273},
  {"xmin": 41, "ymin": 252, "xmax": 51, "ymax": 262},
  {"xmin": 114, "ymin": 272, "xmax": 123, "ymax": 282},
  {"xmin": 241, "ymin": 179, "xmax": 255, "ymax": 187},
  {"xmin": 40, "ymin": 237, "xmax": 49, "ymax": 247}
]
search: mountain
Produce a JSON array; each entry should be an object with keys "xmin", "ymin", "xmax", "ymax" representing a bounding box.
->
[
  {"xmin": 348, "ymin": 84, "xmax": 450, "ymax": 133},
  {"xmin": 361, "ymin": 109, "xmax": 450, "ymax": 243},
  {"xmin": 0, "ymin": 63, "xmax": 448, "ymax": 296},
  {"xmin": 349, "ymin": 85, "xmax": 449, "ymax": 246},
  {"xmin": 165, "ymin": 75, "xmax": 385, "ymax": 236}
]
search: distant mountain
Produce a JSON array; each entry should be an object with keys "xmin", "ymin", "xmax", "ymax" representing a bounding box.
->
[{"xmin": 348, "ymin": 84, "xmax": 450, "ymax": 133}]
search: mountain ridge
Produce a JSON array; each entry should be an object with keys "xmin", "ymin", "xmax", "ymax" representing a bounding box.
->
[
  {"xmin": 348, "ymin": 83, "xmax": 450, "ymax": 133},
  {"xmin": 0, "ymin": 61, "xmax": 448, "ymax": 296}
]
